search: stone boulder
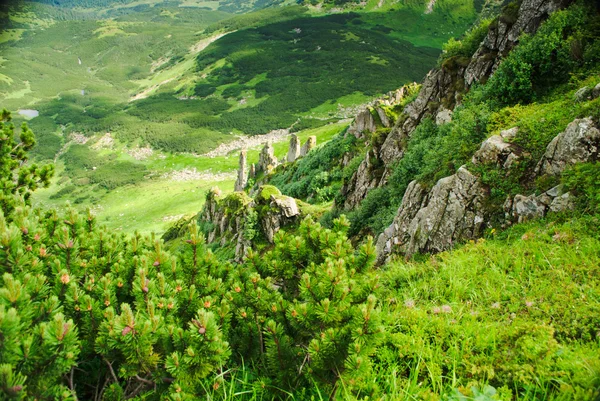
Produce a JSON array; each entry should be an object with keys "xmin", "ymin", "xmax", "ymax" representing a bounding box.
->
[
  {"xmin": 436, "ymin": 107, "xmax": 453, "ymax": 125},
  {"xmin": 376, "ymin": 167, "xmax": 489, "ymax": 261},
  {"xmin": 376, "ymin": 181, "xmax": 427, "ymax": 263},
  {"xmin": 536, "ymin": 118, "xmax": 600, "ymax": 176},
  {"xmin": 504, "ymin": 185, "xmax": 575, "ymax": 223},
  {"xmin": 287, "ymin": 134, "xmax": 301, "ymax": 163},
  {"xmin": 574, "ymin": 86, "xmax": 593, "ymax": 102},
  {"xmin": 471, "ymin": 128, "xmax": 523, "ymax": 168},
  {"xmin": 258, "ymin": 142, "xmax": 278, "ymax": 174},
  {"xmin": 347, "ymin": 108, "xmax": 378, "ymax": 138},
  {"xmin": 593, "ymin": 83, "xmax": 600, "ymax": 99},
  {"xmin": 300, "ymin": 136, "xmax": 317, "ymax": 157},
  {"xmin": 234, "ymin": 149, "xmax": 248, "ymax": 191}
]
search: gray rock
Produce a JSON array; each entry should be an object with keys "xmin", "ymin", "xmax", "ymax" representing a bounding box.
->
[
  {"xmin": 465, "ymin": 0, "xmax": 572, "ymax": 87},
  {"xmin": 377, "ymin": 167, "xmax": 489, "ymax": 261},
  {"xmin": 402, "ymin": 167, "xmax": 488, "ymax": 257},
  {"xmin": 287, "ymin": 134, "xmax": 301, "ymax": 163},
  {"xmin": 234, "ymin": 149, "xmax": 248, "ymax": 191},
  {"xmin": 549, "ymin": 192, "xmax": 575, "ymax": 213},
  {"xmin": 536, "ymin": 118, "xmax": 600, "ymax": 176},
  {"xmin": 500, "ymin": 127, "xmax": 519, "ymax": 141},
  {"xmin": 271, "ymin": 195, "xmax": 300, "ymax": 218},
  {"xmin": 300, "ymin": 136, "xmax": 317, "ymax": 157},
  {"xmin": 593, "ymin": 83, "xmax": 600, "ymax": 99},
  {"xmin": 376, "ymin": 107, "xmax": 391, "ymax": 128},
  {"xmin": 376, "ymin": 180, "xmax": 428, "ymax": 263},
  {"xmin": 249, "ymin": 163, "xmax": 256, "ymax": 178},
  {"xmin": 471, "ymin": 132, "xmax": 523, "ymax": 168},
  {"xmin": 511, "ymin": 194, "xmax": 546, "ymax": 223},
  {"xmin": 574, "ymin": 86, "xmax": 592, "ymax": 102},
  {"xmin": 258, "ymin": 142, "xmax": 278, "ymax": 174},
  {"xmin": 343, "ymin": 150, "xmax": 381, "ymax": 209},
  {"xmin": 435, "ymin": 107, "xmax": 453, "ymax": 125},
  {"xmin": 262, "ymin": 195, "xmax": 300, "ymax": 242},
  {"xmin": 347, "ymin": 108, "xmax": 377, "ymax": 138}
]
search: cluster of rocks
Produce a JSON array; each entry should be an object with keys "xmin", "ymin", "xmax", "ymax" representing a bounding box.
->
[
  {"xmin": 202, "ymin": 185, "xmax": 303, "ymax": 260},
  {"xmin": 375, "ymin": 117, "xmax": 600, "ymax": 263},
  {"xmin": 346, "ymin": 85, "xmax": 417, "ymax": 139},
  {"xmin": 234, "ymin": 136, "xmax": 317, "ymax": 191},
  {"xmin": 341, "ymin": 0, "xmax": 574, "ymax": 210}
]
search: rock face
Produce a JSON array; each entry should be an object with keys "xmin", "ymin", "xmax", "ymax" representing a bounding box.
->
[
  {"xmin": 536, "ymin": 118, "xmax": 600, "ymax": 176},
  {"xmin": 436, "ymin": 107, "xmax": 453, "ymax": 125},
  {"xmin": 504, "ymin": 185, "xmax": 575, "ymax": 223},
  {"xmin": 465, "ymin": 0, "xmax": 573, "ymax": 86},
  {"xmin": 342, "ymin": 0, "xmax": 574, "ymax": 212},
  {"xmin": 377, "ymin": 118, "xmax": 598, "ymax": 262},
  {"xmin": 261, "ymin": 193, "xmax": 301, "ymax": 242},
  {"xmin": 300, "ymin": 136, "xmax": 317, "ymax": 157},
  {"xmin": 202, "ymin": 188, "xmax": 253, "ymax": 261},
  {"xmin": 287, "ymin": 134, "xmax": 301, "ymax": 163},
  {"xmin": 377, "ymin": 167, "xmax": 488, "ymax": 261},
  {"xmin": 347, "ymin": 109, "xmax": 378, "ymax": 139},
  {"xmin": 234, "ymin": 149, "xmax": 248, "ymax": 191},
  {"xmin": 200, "ymin": 185, "xmax": 303, "ymax": 260},
  {"xmin": 471, "ymin": 128, "xmax": 524, "ymax": 168},
  {"xmin": 258, "ymin": 142, "xmax": 278, "ymax": 174}
]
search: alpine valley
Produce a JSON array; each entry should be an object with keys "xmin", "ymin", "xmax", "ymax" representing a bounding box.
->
[{"xmin": 0, "ymin": 0, "xmax": 599, "ymax": 399}]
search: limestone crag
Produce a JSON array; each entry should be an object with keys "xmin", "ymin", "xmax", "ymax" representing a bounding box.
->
[
  {"xmin": 287, "ymin": 134, "xmax": 301, "ymax": 163},
  {"xmin": 535, "ymin": 118, "xmax": 600, "ymax": 176},
  {"xmin": 342, "ymin": 0, "xmax": 574, "ymax": 211},
  {"xmin": 258, "ymin": 142, "xmax": 278, "ymax": 174},
  {"xmin": 234, "ymin": 149, "xmax": 248, "ymax": 191},
  {"xmin": 346, "ymin": 86, "xmax": 413, "ymax": 139},
  {"xmin": 200, "ymin": 185, "xmax": 303, "ymax": 260},
  {"xmin": 300, "ymin": 136, "xmax": 317, "ymax": 157},
  {"xmin": 465, "ymin": 0, "xmax": 573, "ymax": 86},
  {"xmin": 376, "ymin": 166, "xmax": 488, "ymax": 262},
  {"xmin": 376, "ymin": 118, "xmax": 599, "ymax": 263},
  {"xmin": 504, "ymin": 185, "xmax": 575, "ymax": 224},
  {"xmin": 471, "ymin": 127, "xmax": 524, "ymax": 168}
]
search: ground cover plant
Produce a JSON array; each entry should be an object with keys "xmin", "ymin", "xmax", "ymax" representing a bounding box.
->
[{"xmin": 0, "ymin": 118, "xmax": 599, "ymax": 399}]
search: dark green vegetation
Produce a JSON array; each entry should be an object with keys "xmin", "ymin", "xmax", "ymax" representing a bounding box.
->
[{"xmin": 0, "ymin": 127, "xmax": 599, "ymax": 398}]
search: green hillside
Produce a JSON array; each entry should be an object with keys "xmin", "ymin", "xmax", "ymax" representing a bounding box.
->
[{"xmin": 0, "ymin": 0, "xmax": 479, "ymax": 234}]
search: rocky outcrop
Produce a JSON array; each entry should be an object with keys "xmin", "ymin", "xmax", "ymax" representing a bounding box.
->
[
  {"xmin": 258, "ymin": 186, "xmax": 301, "ymax": 242},
  {"xmin": 234, "ymin": 149, "xmax": 248, "ymax": 191},
  {"xmin": 300, "ymin": 136, "xmax": 316, "ymax": 157},
  {"xmin": 471, "ymin": 127, "xmax": 524, "ymax": 168},
  {"xmin": 465, "ymin": 0, "xmax": 573, "ymax": 86},
  {"xmin": 258, "ymin": 142, "xmax": 278, "ymax": 174},
  {"xmin": 347, "ymin": 109, "xmax": 378, "ymax": 139},
  {"xmin": 202, "ymin": 188, "xmax": 254, "ymax": 260},
  {"xmin": 436, "ymin": 107, "xmax": 453, "ymax": 125},
  {"xmin": 200, "ymin": 185, "xmax": 303, "ymax": 260},
  {"xmin": 342, "ymin": 0, "xmax": 575, "ymax": 213},
  {"xmin": 287, "ymin": 134, "xmax": 301, "ymax": 163},
  {"xmin": 504, "ymin": 185, "xmax": 575, "ymax": 223},
  {"xmin": 377, "ymin": 166, "xmax": 489, "ymax": 261},
  {"xmin": 342, "ymin": 149, "xmax": 382, "ymax": 209},
  {"xmin": 535, "ymin": 118, "xmax": 600, "ymax": 176},
  {"xmin": 377, "ymin": 117, "xmax": 598, "ymax": 262}
]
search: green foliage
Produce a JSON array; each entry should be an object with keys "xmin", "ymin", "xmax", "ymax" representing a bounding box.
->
[
  {"xmin": 484, "ymin": 3, "xmax": 600, "ymax": 105},
  {"xmin": 0, "ymin": 110, "xmax": 54, "ymax": 218},
  {"xmin": 562, "ymin": 162, "xmax": 600, "ymax": 213},
  {"xmin": 441, "ymin": 17, "xmax": 491, "ymax": 61},
  {"xmin": 269, "ymin": 133, "xmax": 358, "ymax": 201}
]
